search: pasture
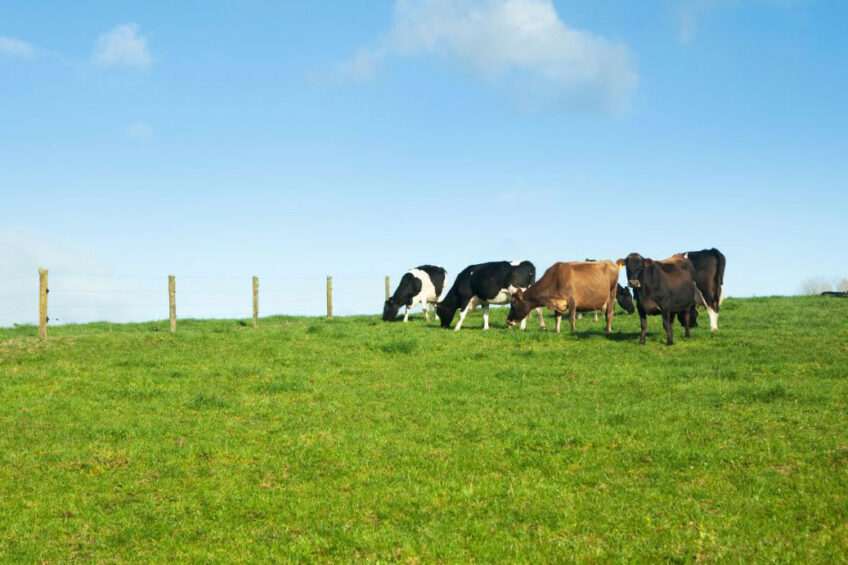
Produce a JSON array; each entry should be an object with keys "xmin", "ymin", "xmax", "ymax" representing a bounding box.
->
[{"xmin": 1, "ymin": 296, "xmax": 847, "ymax": 562}]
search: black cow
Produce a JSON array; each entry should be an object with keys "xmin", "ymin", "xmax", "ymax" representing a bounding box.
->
[
  {"xmin": 680, "ymin": 248, "xmax": 725, "ymax": 331},
  {"xmin": 382, "ymin": 265, "xmax": 447, "ymax": 322},
  {"xmin": 618, "ymin": 253, "xmax": 697, "ymax": 346},
  {"xmin": 436, "ymin": 260, "xmax": 545, "ymax": 331}
]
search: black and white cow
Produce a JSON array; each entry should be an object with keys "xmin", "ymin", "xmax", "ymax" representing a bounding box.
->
[
  {"xmin": 618, "ymin": 253, "xmax": 697, "ymax": 346},
  {"xmin": 667, "ymin": 248, "xmax": 726, "ymax": 331},
  {"xmin": 436, "ymin": 260, "xmax": 545, "ymax": 331},
  {"xmin": 382, "ymin": 265, "xmax": 447, "ymax": 322}
]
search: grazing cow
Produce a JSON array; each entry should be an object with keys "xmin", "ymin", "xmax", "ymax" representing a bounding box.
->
[
  {"xmin": 666, "ymin": 248, "xmax": 726, "ymax": 331},
  {"xmin": 507, "ymin": 261, "xmax": 620, "ymax": 333},
  {"xmin": 578, "ymin": 259, "xmax": 635, "ymax": 320},
  {"xmin": 615, "ymin": 284, "xmax": 636, "ymax": 314},
  {"xmin": 618, "ymin": 253, "xmax": 697, "ymax": 346},
  {"xmin": 382, "ymin": 265, "xmax": 447, "ymax": 322},
  {"xmin": 436, "ymin": 260, "xmax": 545, "ymax": 331}
]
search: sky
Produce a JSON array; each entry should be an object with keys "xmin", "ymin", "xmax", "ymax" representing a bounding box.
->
[{"xmin": 1, "ymin": 0, "xmax": 847, "ymax": 324}]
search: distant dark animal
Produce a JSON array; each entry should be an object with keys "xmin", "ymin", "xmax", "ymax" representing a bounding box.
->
[
  {"xmin": 382, "ymin": 265, "xmax": 447, "ymax": 322},
  {"xmin": 436, "ymin": 260, "xmax": 544, "ymax": 331},
  {"xmin": 618, "ymin": 253, "xmax": 697, "ymax": 346},
  {"xmin": 507, "ymin": 260, "xmax": 621, "ymax": 333},
  {"xmin": 666, "ymin": 248, "xmax": 726, "ymax": 331},
  {"xmin": 579, "ymin": 259, "xmax": 634, "ymax": 319},
  {"xmin": 821, "ymin": 291, "xmax": 848, "ymax": 298}
]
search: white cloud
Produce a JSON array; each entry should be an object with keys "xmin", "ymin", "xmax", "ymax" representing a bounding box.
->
[
  {"xmin": 0, "ymin": 35, "xmax": 37, "ymax": 58},
  {"xmin": 125, "ymin": 121, "xmax": 154, "ymax": 140},
  {"xmin": 335, "ymin": 0, "xmax": 638, "ymax": 113},
  {"xmin": 93, "ymin": 23, "xmax": 151, "ymax": 68}
]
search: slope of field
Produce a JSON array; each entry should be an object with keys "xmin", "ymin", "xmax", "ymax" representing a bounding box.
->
[{"xmin": 1, "ymin": 296, "xmax": 847, "ymax": 563}]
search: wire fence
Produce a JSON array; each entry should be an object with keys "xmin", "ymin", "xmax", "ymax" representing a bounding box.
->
[{"xmin": 0, "ymin": 272, "xmax": 394, "ymax": 328}]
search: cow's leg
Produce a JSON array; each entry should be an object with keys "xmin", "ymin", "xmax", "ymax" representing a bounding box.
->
[
  {"xmin": 554, "ymin": 311, "xmax": 562, "ymax": 333},
  {"xmin": 537, "ymin": 307, "xmax": 546, "ymax": 330},
  {"xmin": 605, "ymin": 301, "xmax": 614, "ymax": 333},
  {"xmin": 403, "ymin": 305, "xmax": 410, "ymax": 323},
  {"xmin": 577, "ymin": 312, "xmax": 583, "ymax": 320},
  {"xmin": 454, "ymin": 298, "xmax": 475, "ymax": 332},
  {"xmin": 705, "ymin": 304, "xmax": 718, "ymax": 331},
  {"xmin": 423, "ymin": 302, "xmax": 430, "ymax": 323},
  {"xmin": 663, "ymin": 311, "xmax": 674, "ymax": 346},
  {"xmin": 719, "ymin": 285, "xmax": 725, "ymax": 307},
  {"xmin": 568, "ymin": 299, "xmax": 577, "ymax": 332},
  {"xmin": 593, "ymin": 311, "xmax": 598, "ymax": 322},
  {"xmin": 639, "ymin": 314, "xmax": 647, "ymax": 345},
  {"xmin": 482, "ymin": 303, "xmax": 490, "ymax": 330},
  {"xmin": 433, "ymin": 302, "xmax": 440, "ymax": 321},
  {"xmin": 683, "ymin": 308, "xmax": 692, "ymax": 338}
]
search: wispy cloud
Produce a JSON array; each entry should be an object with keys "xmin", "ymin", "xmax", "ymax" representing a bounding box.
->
[
  {"xmin": 673, "ymin": 0, "xmax": 803, "ymax": 43},
  {"xmin": 0, "ymin": 35, "xmax": 37, "ymax": 58},
  {"xmin": 93, "ymin": 23, "xmax": 151, "ymax": 68},
  {"xmin": 126, "ymin": 121, "xmax": 154, "ymax": 140},
  {"xmin": 334, "ymin": 0, "xmax": 638, "ymax": 114}
]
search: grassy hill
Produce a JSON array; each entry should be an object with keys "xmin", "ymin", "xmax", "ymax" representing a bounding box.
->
[{"xmin": 1, "ymin": 296, "xmax": 847, "ymax": 562}]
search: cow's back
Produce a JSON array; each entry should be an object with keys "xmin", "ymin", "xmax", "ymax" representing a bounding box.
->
[
  {"xmin": 508, "ymin": 260, "xmax": 537, "ymax": 289},
  {"xmin": 533, "ymin": 261, "xmax": 618, "ymax": 312}
]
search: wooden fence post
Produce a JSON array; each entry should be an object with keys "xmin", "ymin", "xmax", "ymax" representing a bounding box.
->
[
  {"xmin": 252, "ymin": 276, "xmax": 259, "ymax": 329},
  {"xmin": 326, "ymin": 276, "xmax": 333, "ymax": 319},
  {"xmin": 38, "ymin": 268, "xmax": 48, "ymax": 339},
  {"xmin": 168, "ymin": 275, "xmax": 176, "ymax": 333},
  {"xmin": 385, "ymin": 275, "xmax": 390, "ymax": 301}
]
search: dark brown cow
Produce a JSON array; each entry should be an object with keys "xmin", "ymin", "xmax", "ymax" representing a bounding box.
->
[
  {"xmin": 618, "ymin": 253, "xmax": 697, "ymax": 346},
  {"xmin": 507, "ymin": 260, "xmax": 620, "ymax": 333}
]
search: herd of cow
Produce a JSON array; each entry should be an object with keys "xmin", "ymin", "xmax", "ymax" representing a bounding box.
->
[{"xmin": 382, "ymin": 248, "xmax": 726, "ymax": 346}]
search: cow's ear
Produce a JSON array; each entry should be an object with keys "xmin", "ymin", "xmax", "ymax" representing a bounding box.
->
[
  {"xmin": 645, "ymin": 259, "xmax": 654, "ymax": 267},
  {"xmin": 514, "ymin": 288, "xmax": 524, "ymax": 299},
  {"xmin": 616, "ymin": 258, "xmax": 625, "ymax": 267}
]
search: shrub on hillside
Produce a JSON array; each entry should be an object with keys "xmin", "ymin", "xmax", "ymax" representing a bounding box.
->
[{"xmin": 800, "ymin": 277, "xmax": 833, "ymax": 295}]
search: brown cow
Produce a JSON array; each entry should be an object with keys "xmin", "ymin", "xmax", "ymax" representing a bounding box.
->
[{"xmin": 507, "ymin": 261, "xmax": 620, "ymax": 333}]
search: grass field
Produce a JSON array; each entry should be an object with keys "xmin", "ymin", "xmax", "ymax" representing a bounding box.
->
[{"xmin": 1, "ymin": 296, "xmax": 847, "ymax": 563}]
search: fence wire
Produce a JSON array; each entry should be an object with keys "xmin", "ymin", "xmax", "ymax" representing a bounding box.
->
[{"xmin": 1, "ymin": 273, "xmax": 396, "ymax": 327}]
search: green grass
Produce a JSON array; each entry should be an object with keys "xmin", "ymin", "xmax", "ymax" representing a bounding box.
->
[{"xmin": 1, "ymin": 296, "xmax": 847, "ymax": 563}]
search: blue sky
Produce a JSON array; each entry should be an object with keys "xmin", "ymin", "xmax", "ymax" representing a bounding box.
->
[{"xmin": 2, "ymin": 0, "xmax": 847, "ymax": 323}]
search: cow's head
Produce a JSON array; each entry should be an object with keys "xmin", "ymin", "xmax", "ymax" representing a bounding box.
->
[
  {"xmin": 618, "ymin": 254, "xmax": 652, "ymax": 289},
  {"xmin": 382, "ymin": 299, "xmax": 400, "ymax": 321},
  {"xmin": 616, "ymin": 284, "xmax": 635, "ymax": 314},
  {"xmin": 436, "ymin": 300, "xmax": 455, "ymax": 328},
  {"xmin": 506, "ymin": 288, "xmax": 531, "ymax": 326}
]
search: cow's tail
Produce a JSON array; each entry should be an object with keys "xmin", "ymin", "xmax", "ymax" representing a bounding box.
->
[{"xmin": 713, "ymin": 249, "xmax": 726, "ymax": 311}]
